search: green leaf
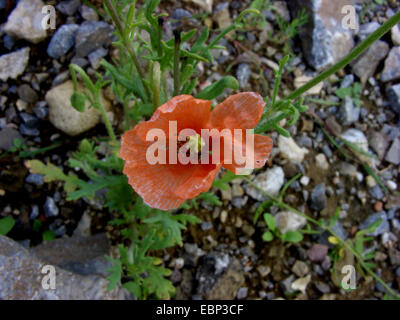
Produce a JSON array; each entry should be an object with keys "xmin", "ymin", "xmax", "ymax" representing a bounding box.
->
[
  {"xmin": 196, "ymin": 76, "xmax": 239, "ymax": 100},
  {"xmin": 42, "ymin": 230, "xmax": 56, "ymax": 242},
  {"xmin": 263, "ymin": 213, "xmax": 276, "ymax": 231},
  {"xmin": 197, "ymin": 192, "xmax": 222, "ymax": 206},
  {"xmin": 0, "ymin": 217, "xmax": 15, "ymax": 235},
  {"xmin": 212, "ymin": 171, "xmax": 237, "ymax": 191},
  {"xmin": 123, "ymin": 281, "xmax": 142, "ymax": 298},
  {"xmin": 27, "ymin": 160, "xmax": 79, "ymax": 194},
  {"xmin": 282, "ymin": 231, "xmax": 303, "ymax": 243},
  {"xmin": 262, "ymin": 231, "xmax": 274, "ymax": 242},
  {"xmin": 105, "ymin": 256, "xmax": 122, "ymax": 291},
  {"xmin": 70, "ymin": 92, "xmax": 86, "ymax": 112}
]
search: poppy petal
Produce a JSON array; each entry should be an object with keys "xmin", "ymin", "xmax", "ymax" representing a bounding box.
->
[
  {"xmin": 123, "ymin": 163, "xmax": 196, "ymax": 210},
  {"xmin": 209, "ymin": 92, "xmax": 265, "ymax": 130},
  {"xmin": 222, "ymin": 133, "xmax": 273, "ymax": 174},
  {"xmin": 153, "ymin": 95, "xmax": 211, "ymax": 132},
  {"xmin": 174, "ymin": 164, "xmax": 222, "ymax": 200}
]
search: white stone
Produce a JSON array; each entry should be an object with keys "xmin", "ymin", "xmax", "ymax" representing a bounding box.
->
[
  {"xmin": 315, "ymin": 153, "xmax": 329, "ymax": 170},
  {"xmin": 294, "ymin": 75, "xmax": 324, "ymax": 95},
  {"xmin": 340, "ymin": 129, "xmax": 369, "ymax": 153},
  {"xmin": 278, "ymin": 135, "xmax": 309, "ymax": 163},
  {"xmin": 275, "ymin": 211, "xmax": 307, "ymax": 234},
  {"xmin": 244, "ymin": 166, "xmax": 285, "ymax": 201},
  {"xmin": 291, "ymin": 275, "xmax": 311, "ymax": 294},
  {"xmin": 46, "ymin": 81, "xmax": 110, "ymax": 136},
  {"xmin": 300, "ymin": 176, "xmax": 310, "ymax": 186},
  {"xmin": 387, "ymin": 180, "xmax": 397, "ymax": 191}
]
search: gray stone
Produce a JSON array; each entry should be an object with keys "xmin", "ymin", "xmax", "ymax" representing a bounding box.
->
[
  {"xmin": 311, "ymin": 183, "xmax": 327, "ymax": 211},
  {"xmin": 18, "ymin": 85, "xmax": 38, "ymax": 104},
  {"xmin": 57, "ymin": 0, "xmax": 81, "ymax": 16},
  {"xmin": 360, "ymin": 212, "xmax": 389, "ymax": 236},
  {"xmin": 75, "ymin": 21, "xmax": 114, "ymax": 57},
  {"xmin": 44, "ymin": 197, "xmax": 59, "ymax": 218},
  {"xmin": 330, "ymin": 221, "xmax": 348, "ymax": 241},
  {"xmin": 387, "ymin": 83, "xmax": 400, "ymax": 116},
  {"xmin": 288, "ymin": 0, "xmax": 355, "ymax": 70},
  {"xmin": 4, "ymin": 0, "xmax": 47, "ymax": 44},
  {"xmin": 244, "ymin": 166, "xmax": 285, "ymax": 201},
  {"xmin": 352, "ymin": 40, "xmax": 389, "ymax": 83},
  {"xmin": 236, "ymin": 287, "xmax": 248, "ymax": 300},
  {"xmin": 358, "ymin": 22, "xmax": 381, "ymax": 41},
  {"xmin": 340, "ymin": 74, "xmax": 354, "ymax": 88},
  {"xmin": 20, "ymin": 113, "xmax": 40, "ymax": 128},
  {"xmin": 88, "ymin": 47, "xmax": 108, "ymax": 69},
  {"xmin": 0, "ymin": 235, "xmax": 131, "ymax": 299},
  {"xmin": 25, "ymin": 174, "xmax": 44, "ymax": 186},
  {"xmin": 291, "ymin": 260, "xmax": 310, "ymax": 277},
  {"xmin": 0, "ymin": 47, "xmax": 30, "ymax": 81},
  {"xmin": 340, "ymin": 96, "xmax": 360, "ymax": 125},
  {"xmin": 47, "ymin": 24, "xmax": 79, "ymax": 59},
  {"xmin": 381, "ymin": 47, "xmax": 400, "ymax": 82},
  {"xmin": 369, "ymin": 185, "xmax": 384, "ymax": 201},
  {"xmin": 369, "ymin": 131, "xmax": 390, "ymax": 159},
  {"xmin": 236, "ymin": 63, "xmax": 251, "ymax": 88},
  {"xmin": 0, "ymin": 128, "xmax": 24, "ymax": 151},
  {"xmin": 80, "ymin": 5, "xmax": 99, "ymax": 21},
  {"xmin": 20, "ymin": 124, "xmax": 39, "ymax": 137},
  {"xmin": 385, "ymin": 138, "xmax": 400, "ymax": 165}
]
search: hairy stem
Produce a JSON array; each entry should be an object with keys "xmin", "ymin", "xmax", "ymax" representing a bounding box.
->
[{"xmin": 104, "ymin": 0, "xmax": 151, "ymax": 102}]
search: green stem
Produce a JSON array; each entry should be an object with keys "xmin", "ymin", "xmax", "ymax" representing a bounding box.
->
[
  {"xmin": 283, "ymin": 10, "xmax": 400, "ymax": 102},
  {"xmin": 152, "ymin": 61, "xmax": 161, "ymax": 109},
  {"xmin": 95, "ymin": 97, "xmax": 116, "ymax": 142},
  {"xmin": 243, "ymin": 176, "xmax": 400, "ymax": 299},
  {"xmin": 104, "ymin": 0, "xmax": 151, "ymax": 103}
]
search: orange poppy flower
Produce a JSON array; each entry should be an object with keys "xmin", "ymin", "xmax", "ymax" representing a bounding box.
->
[{"xmin": 120, "ymin": 92, "xmax": 273, "ymax": 210}]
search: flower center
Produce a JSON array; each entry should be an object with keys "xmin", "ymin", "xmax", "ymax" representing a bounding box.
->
[{"xmin": 186, "ymin": 133, "xmax": 205, "ymax": 154}]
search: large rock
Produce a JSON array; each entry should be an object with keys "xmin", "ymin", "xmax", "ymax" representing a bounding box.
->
[
  {"xmin": 45, "ymin": 81, "xmax": 110, "ymax": 136},
  {"xmin": 4, "ymin": 0, "xmax": 47, "ymax": 44},
  {"xmin": 351, "ymin": 40, "xmax": 389, "ymax": 83},
  {"xmin": 288, "ymin": 0, "xmax": 355, "ymax": 70},
  {"xmin": 75, "ymin": 21, "xmax": 114, "ymax": 57},
  {"xmin": 0, "ymin": 235, "xmax": 131, "ymax": 299},
  {"xmin": 0, "ymin": 47, "xmax": 30, "ymax": 81},
  {"xmin": 31, "ymin": 234, "xmax": 112, "ymax": 277},
  {"xmin": 381, "ymin": 47, "xmax": 400, "ymax": 83}
]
